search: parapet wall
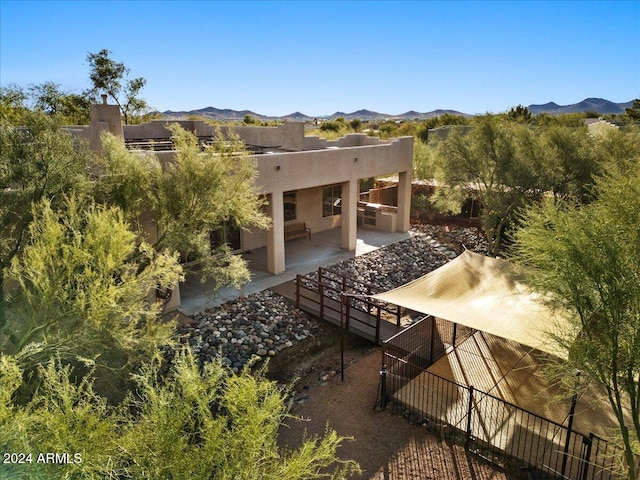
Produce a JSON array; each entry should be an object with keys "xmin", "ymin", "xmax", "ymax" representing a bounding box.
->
[
  {"xmin": 123, "ymin": 120, "xmax": 218, "ymax": 140},
  {"xmin": 123, "ymin": 119, "xmax": 394, "ymax": 152}
]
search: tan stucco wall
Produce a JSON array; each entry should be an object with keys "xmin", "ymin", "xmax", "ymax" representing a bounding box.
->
[
  {"xmin": 241, "ymin": 186, "xmax": 342, "ymax": 251},
  {"xmin": 124, "ymin": 119, "xmax": 218, "ymax": 140},
  {"xmin": 234, "ymin": 123, "xmax": 305, "ymax": 150},
  {"xmin": 254, "ymin": 137, "xmax": 413, "ymax": 193},
  {"xmin": 78, "ymin": 109, "xmax": 413, "ymax": 281},
  {"xmin": 146, "ymin": 134, "xmax": 413, "ymax": 248},
  {"xmin": 124, "ymin": 119, "xmax": 399, "ymax": 153}
]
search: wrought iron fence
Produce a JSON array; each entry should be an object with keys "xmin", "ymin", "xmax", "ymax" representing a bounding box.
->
[{"xmin": 381, "ymin": 317, "xmax": 639, "ymax": 480}]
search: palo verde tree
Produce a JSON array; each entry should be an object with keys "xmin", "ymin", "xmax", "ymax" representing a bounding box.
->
[
  {"xmin": 419, "ymin": 115, "xmax": 608, "ymax": 255},
  {"xmin": 96, "ymin": 124, "xmax": 270, "ymax": 289},
  {"xmin": 153, "ymin": 125, "xmax": 270, "ymax": 286},
  {"xmin": 0, "ymin": 112, "xmax": 91, "ymax": 329},
  {"xmin": 0, "ymin": 347, "xmax": 359, "ymax": 479},
  {"xmin": 1, "ymin": 82, "xmax": 89, "ymax": 125},
  {"xmin": 3, "ymin": 197, "xmax": 183, "ymax": 382},
  {"xmin": 538, "ymin": 124, "xmax": 601, "ymax": 202},
  {"xmin": 511, "ymin": 139, "xmax": 640, "ymax": 479},
  {"xmin": 431, "ymin": 114, "xmax": 548, "ymax": 255},
  {"xmin": 1, "ymin": 115, "xmax": 269, "ymax": 389},
  {"xmin": 86, "ymin": 48, "xmax": 149, "ymax": 124}
]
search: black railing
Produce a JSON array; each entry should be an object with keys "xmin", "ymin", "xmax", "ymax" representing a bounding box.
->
[{"xmin": 382, "ymin": 317, "xmax": 639, "ymax": 480}]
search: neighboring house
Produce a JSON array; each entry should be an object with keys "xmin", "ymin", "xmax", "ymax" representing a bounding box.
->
[{"xmin": 75, "ymin": 100, "xmax": 413, "ymax": 309}]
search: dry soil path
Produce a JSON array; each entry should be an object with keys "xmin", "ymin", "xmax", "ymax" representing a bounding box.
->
[{"xmin": 271, "ymin": 325, "xmax": 523, "ymax": 480}]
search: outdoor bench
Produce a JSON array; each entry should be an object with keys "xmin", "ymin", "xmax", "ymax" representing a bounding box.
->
[{"xmin": 284, "ymin": 223, "xmax": 311, "ymax": 241}]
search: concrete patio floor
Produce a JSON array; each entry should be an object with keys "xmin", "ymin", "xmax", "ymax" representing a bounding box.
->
[{"xmin": 177, "ymin": 227, "xmax": 413, "ymax": 316}]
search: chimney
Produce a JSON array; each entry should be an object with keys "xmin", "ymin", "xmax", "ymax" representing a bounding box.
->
[{"xmin": 101, "ymin": 94, "xmax": 107, "ymax": 105}]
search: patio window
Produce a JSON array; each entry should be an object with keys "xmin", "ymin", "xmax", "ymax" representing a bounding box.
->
[
  {"xmin": 210, "ymin": 220, "xmax": 241, "ymax": 252},
  {"xmin": 284, "ymin": 191, "xmax": 297, "ymax": 221},
  {"xmin": 322, "ymin": 185, "xmax": 342, "ymax": 217}
]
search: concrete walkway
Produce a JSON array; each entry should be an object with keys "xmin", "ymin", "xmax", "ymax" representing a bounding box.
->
[{"xmin": 177, "ymin": 228, "xmax": 413, "ymax": 316}]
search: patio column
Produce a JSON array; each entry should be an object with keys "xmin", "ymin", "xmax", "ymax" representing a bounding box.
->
[
  {"xmin": 267, "ymin": 191, "xmax": 285, "ymax": 275},
  {"xmin": 341, "ymin": 179, "xmax": 357, "ymax": 251},
  {"xmin": 397, "ymin": 170, "xmax": 412, "ymax": 232}
]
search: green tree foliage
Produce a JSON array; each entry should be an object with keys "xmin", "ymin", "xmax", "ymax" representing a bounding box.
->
[
  {"xmin": 505, "ymin": 104, "xmax": 532, "ymax": 123},
  {"xmin": 624, "ymin": 98, "xmax": 640, "ymax": 121},
  {"xmin": 0, "ymin": 350, "xmax": 359, "ymax": 480},
  {"xmin": 349, "ymin": 118, "xmax": 362, "ymax": 132},
  {"xmin": 154, "ymin": 125, "xmax": 270, "ymax": 286},
  {"xmin": 1, "ymin": 82, "xmax": 89, "ymax": 125},
  {"xmin": 97, "ymin": 125, "xmax": 270, "ymax": 288},
  {"xmin": 434, "ymin": 115, "xmax": 547, "ymax": 254},
  {"xmin": 0, "ymin": 112, "xmax": 91, "ymax": 320},
  {"xmin": 0, "ymin": 84, "xmax": 29, "ymax": 124},
  {"xmin": 417, "ymin": 114, "xmax": 470, "ymax": 143},
  {"xmin": 28, "ymin": 81, "xmax": 90, "ymax": 124},
  {"xmin": 530, "ymin": 112, "xmax": 586, "ymax": 127},
  {"xmin": 512, "ymin": 153, "xmax": 640, "ymax": 479},
  {"xmin": 319, "ymin": 120, "xmax": 344, "ymax": 133},
  {"xmin": 243, "ymin": 114, "xmax": 257, "ymax": 124},
  {"xmin": 2, "ymin": 116, "xmax": 269, "ymax": 387},
  {"xmin": 3, "ymin": 197, "xmax": 182, "ymax": 379},
  {"xmin": 413, "ymin": 138, "xmax": 439, "ymax": 181},
  {"xmin": 538, "ymin": 124, "xmax": 600, "ymax": 202},
  {"xmin": 417, "ymin": 115, "xmax": 614, "ymax": 254},
  {"xmin": 377, "ymin": 120, "xmax": 400, "ymax": 139},
  {"xmin": 86, "ymin": 48, "xmax": 149, "ymax": 124}
]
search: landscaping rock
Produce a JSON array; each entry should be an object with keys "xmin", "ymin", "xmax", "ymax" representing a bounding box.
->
[{"xmin": 178, "ymin": 226, "xmax": 488, "ymax": 371}]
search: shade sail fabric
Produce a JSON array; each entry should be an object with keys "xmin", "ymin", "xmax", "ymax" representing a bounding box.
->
[{"xmin": 372, "ymin": 250, "xmax": 571, "ymax": 358}]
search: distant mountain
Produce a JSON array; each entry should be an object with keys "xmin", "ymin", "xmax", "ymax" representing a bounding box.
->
[
  {"xmin": 281, "ymin": 111, "xmax": 311, "ymax": 121},
  {"xmin": 164, "ymin": 106, "xmax": 267, "ymax": 121},
  {"xmin": 528, "ymin": 98, "xmax": 633, "ymax": 115},
  {"xmin": 161, "ymin": 98, "xmax": 634, "ymax": 122}
]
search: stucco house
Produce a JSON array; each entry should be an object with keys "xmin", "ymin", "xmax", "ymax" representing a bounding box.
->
[{"xmin": 76, "ymin": 100, "xmax": 413, "ymax": 310}]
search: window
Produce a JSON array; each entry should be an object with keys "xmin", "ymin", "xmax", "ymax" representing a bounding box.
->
[
  {"xmin": 322, "ymin": 185, "xmax": 342, "ymax": 217},
  {"xmin": 284, "ymin": 191, "xmax": 297, "ymax": 221},
  {"xmin": 210, "ymin": 220, "xmax": 241, "ymax": 252}
]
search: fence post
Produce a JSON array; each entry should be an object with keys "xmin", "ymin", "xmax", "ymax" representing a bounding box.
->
[
  {"xmin": 319, "ymin": 268, "xmax": 324, "ymax": 320},
  {"xmin": 380, "ymin": 362, "xmax": 387, "ymax": 409},
  {"xmin": 295, "ymin": 275, "xmax": 300, "ymax": 308},
  {"xmin": 429, "ymin": 316, "xmax": 436, "ymax": 364},
  {"xmin": 580, "ymin": 433, "xmax": 594, "ymax": 480},
  {"xmin": 340, "ymin": 292, "xmax": 345, "ymax": 382},
  {"xmin": 342, "ymin": 275, "xmax": 348, "ymax": 328},
  {"xmin": 465, "ymin": 385, "xmax": 474, "ymax": 451},
  {"xmin": 561, "ymin": 390, "xmax": 579, "ymax": 477}
]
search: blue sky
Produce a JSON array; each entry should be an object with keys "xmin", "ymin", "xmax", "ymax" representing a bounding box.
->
[{"xmin": 1, "ymin": 0, "xmax": 639, "ymax": 116}]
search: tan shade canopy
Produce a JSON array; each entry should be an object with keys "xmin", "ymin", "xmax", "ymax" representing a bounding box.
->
[{"xmin": 372, "ymin": 250, "xmax": 572, "ymax": 358}]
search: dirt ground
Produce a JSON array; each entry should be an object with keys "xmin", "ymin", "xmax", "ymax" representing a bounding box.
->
[{"xmin": 267, "ymin": 320, "xmax": 524, "ymax": 480}]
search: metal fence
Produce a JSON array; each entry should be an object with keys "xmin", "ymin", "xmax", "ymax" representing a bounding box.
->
[{"xmin": 381, "ymin": 317, "xmax": 638, "ymax": 480}]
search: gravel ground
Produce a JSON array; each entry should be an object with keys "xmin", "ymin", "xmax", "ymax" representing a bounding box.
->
[{"xmin": 177, "ymin": 225, "xmax": 489, "ymax": 372}]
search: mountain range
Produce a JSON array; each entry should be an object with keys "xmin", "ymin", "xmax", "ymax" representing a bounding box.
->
[{"xmin": 162, "ymin": 98, "xmax": 634, "ymax": 122}]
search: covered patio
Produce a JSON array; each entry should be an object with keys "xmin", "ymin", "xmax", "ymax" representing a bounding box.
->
[{"xmin": 178, "ymin": 227, "xmax": 412, "ymax": 316}]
